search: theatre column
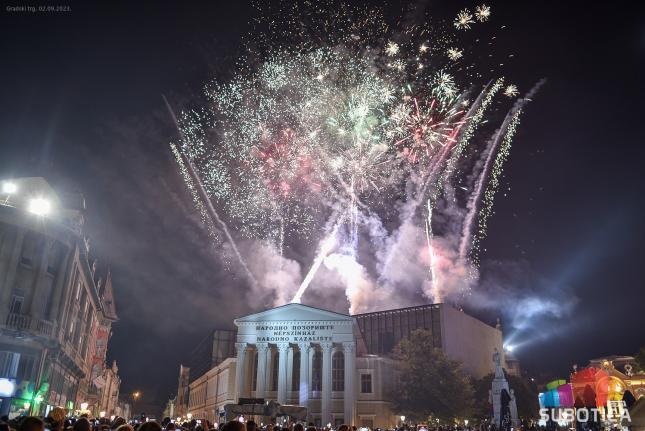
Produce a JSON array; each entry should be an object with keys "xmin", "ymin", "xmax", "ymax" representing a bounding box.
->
[
  {"xmin": 343, "ymin": 342, "xmax": 356, "ymax": 425},
  {"xmin": 234, "ymin": 342, "xmax": 248, "ymax": 402},
  {"xmin": 320, "ymin": 342, "xmax": 333, "ymax": 427},
  {"xmin": 297, "ymin": 343, "xmax": 311, "ymax": 411},
  {"xmin": 255, "ymin": 342, "xmax": 269, "ymax": 398},
  {"xmin": 277, "ymin": 342, "xmax": 291, "ymax": 404}
]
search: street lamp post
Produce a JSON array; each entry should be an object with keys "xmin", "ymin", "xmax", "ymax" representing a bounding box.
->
[{"xmin": 132, "ymin": 391, "xmax": 141, "ymax": 420}]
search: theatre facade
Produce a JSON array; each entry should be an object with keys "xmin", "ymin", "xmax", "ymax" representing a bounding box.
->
[{"xmin": 180, "ymin": 303, "xmax": 508, "ymax": 428}]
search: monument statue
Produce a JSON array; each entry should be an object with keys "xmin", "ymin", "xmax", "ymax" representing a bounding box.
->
[{"xmin": 489, "ymin": 349, "xmax": 519, "ymax": 430}]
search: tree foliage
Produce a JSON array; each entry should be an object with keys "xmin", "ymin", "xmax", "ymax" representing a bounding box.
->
[
  {"xmin": 635, "ymin": 346, "xmax": 645, "ymax": 372},
  {"xmin": 390, "ymin": 329, "xmax": 474, "ymax": 422}
]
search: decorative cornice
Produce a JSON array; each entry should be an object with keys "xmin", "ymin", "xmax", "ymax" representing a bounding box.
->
[
  {"xmin": 235, "ymin": 320, "xmax": 352, "ymax": 327},
  {"xmin": 342, "ymin": 342, "xmax": 356, "ymax": 353},
  {"xmin": 319, "ymin": 342, "xmax": 333, "ymax": 351}
]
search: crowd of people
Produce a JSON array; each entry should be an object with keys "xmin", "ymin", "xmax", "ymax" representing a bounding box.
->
[
  {"xmin": 0, "ymin": 411, "xmax": 359, "ymax": 431},
  {"xmin": 0, "ymin": 414, "xmax": 353, "ymax": 431},
  {"xmin": 1, "ymin": 413, "xmax": 617, "ymax": 431}
]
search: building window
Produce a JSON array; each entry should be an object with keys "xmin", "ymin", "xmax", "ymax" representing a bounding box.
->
[
  {"xmin": 42, "ymin": 278, "xmax": 54, "ymax": 318},
  {"xmin": 291, "ymin": 351, "xmax": 300, "ymax": 391},
  {"xmin": 0, "ymin": 352, "xmax": 20, "ymax": 378},
  {"xmin": 251, "ymin": 351, "xmax": 258, "ymax": 391},
  {"xmin": 75, "ymin": 280, "xmax": 81, "ymax": 300},
  {"xmin": 16, "ymin": 355, "xmax": 35, "ymax": 381},
  {"xmin": 46, "ymin": 242, "xmax": 61, "ymax": 275},
  {"xmin": 312, "ymin": 351, "xmax": 322, "ymax": 392},
  {"xmin": 9, "ymin": 295, "xmax": 23, "ymax": 314},
  {"xmin": 360, "ymin": 373, "xmax": 372, "ymax": 393},
  {"xmin": 68, "ymin": 318, "xmax": 75, "ymax": 339},
  {"xmin": 271, "ymin": 351, "xmax": 279, "ymax": 391},
  {"xmin": 20, "ymin": 232, "xmax": 39, "ymax": 267},
  {"xmin": 332, "ymin": 351, "xmax": 344, "ymax": 391}
]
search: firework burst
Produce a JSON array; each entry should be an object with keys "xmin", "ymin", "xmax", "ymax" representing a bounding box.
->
[
  {"xmin": 504, "ymin": 84, "xmax": 520, "ymax": 97},
  {"xmin": 454, "ymin": 9, "xmax": 475, "ymax": 30},
  {"xmin": 447, "ymin": 47, "xmax": 464, "ymax": 61},
  {"xmin": 392, "ymin": 98, "xmax": 465, "ymax": 164},
  {"xmin": 171, "ymin": 1, "xmax": 539, "ymax": 309},
  {"xmin": 475, "ymin": 4, "xmax": 491, "ymax": 22}
]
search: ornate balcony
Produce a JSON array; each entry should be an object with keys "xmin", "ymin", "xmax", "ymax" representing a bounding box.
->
[{"xmin": 5, "ymin": 313, "xmax": 54, "ymax": 337}]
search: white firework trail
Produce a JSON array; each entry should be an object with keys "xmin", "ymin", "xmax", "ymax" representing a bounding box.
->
[
  {"xmin": 165, "ymin": 96, "xmax": 259, "ymax": 288},
  {"xmin": 425, "ymin": 199, "xmax": 440, "ymax": 302},
  {"xmin": 439, "ymin": 78, "xmax": 505, "ymax": 194},
  {"xmin": 291, "ymin": 221, "xmax": 340, "ymax": 303},
  {"xmin": 170, "ymin": 143, "xmax": 219, "ymax": 241},
  {"xmin": 459, "ymin": 110, "xmax": 517, "ymax": 260},
  {"xmin": 460, "ymin": 80, "xmax": 546, "ymax": 262}
]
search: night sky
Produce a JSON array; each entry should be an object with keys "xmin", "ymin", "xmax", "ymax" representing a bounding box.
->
[{"xmin": 1, "ymin": 0, "xmax": 644, "ymax": 412}]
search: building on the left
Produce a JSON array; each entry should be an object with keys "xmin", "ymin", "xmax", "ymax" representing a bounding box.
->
[{"xmin": 0, "ymin": 177, "xmax": 122, "ymax": 419}]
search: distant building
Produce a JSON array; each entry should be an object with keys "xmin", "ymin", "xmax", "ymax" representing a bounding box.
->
[
  {"xmin": 174, "ymin": 329, "xmax": 236, "ymax": 418},
  {"xmin": 0, "ymin": 177, "xmax": 120, "ymax": 418},
  {"xmin": 175, "ymin": 365, "xmax": 191, "ymax": 419},
  {"xmin": 587, "ymin": 355, "xmax": 645, "ymax": 403},
  {"xmin": 115, "ymin": 398, "xmax": 131, "ymax": 420},
  {"xmin": 180, "ymin": 302, "xmax": 509, "ymax": 428},
  {"xmin": 504, "ymin": 351, "xmax": 522, "ymax": 377}
]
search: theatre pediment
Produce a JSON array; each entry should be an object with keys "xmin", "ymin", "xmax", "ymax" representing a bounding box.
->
[
  {"xmin": 234, "ymin": 303, "xmax": 354, "ymax": 344},
  {"xmin": 235, "ymin": 303, "xmax": 352, "ymax": 325}
]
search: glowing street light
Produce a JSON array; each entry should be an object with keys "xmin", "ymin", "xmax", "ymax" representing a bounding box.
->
[
  {"xmin": 186, "ymin": 413, "xmax": 192, "ymax": 420},
  {"xmin": 2, "ymin": 182, "xmax": 17, "ymax": 194},
  {"xmin": 400, "ymin": 416, "xmax": 406, "ymax": 423},
  {"xmin": 28, "ymin": 198, "xmax": 51, "ymax": 216},
  {"xmin": 99, "ymin": 411, "xmax": 106, "ymax": 418},
  {"xmin": 80, "ymin": 402, "xmax": 89, "ymax": 410}
]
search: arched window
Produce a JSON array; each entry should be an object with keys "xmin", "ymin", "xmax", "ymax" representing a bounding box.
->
[
  {"xmin": 271, "ymin": 350, "xmax": 279, "ymax": 391},
  {"xmin": 312, "ymin": 350, "xmax": 322, "ymax": 392},
  {"xmin": 291, "ymin": 351, "xmax": 300, "ymax": 391},
  {"xmin": 251, "ymin": 350, "xmax": 258, "ymax": 391},
  {"xmin": 332, "ymin": 351, "xmax": 344, "ymax": 391}
]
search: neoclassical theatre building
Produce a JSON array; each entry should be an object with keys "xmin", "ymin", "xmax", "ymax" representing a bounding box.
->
[{"xmin": 179, "ymin": 303, "xmax": 509, "ymax": 428}]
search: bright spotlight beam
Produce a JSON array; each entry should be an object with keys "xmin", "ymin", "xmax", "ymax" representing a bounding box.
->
[
  {"xmin": 2, "ymin": 182, "xmax": 17, "ymax": 194},
  {"xmin": 28, "ymin": 198, "xmax": 51, "ymax": 216}
]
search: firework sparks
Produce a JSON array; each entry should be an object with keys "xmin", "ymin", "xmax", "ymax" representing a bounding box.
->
[
  {"xmin": 454, "ymin": 9, "xmax": 475, "ymax": 30},
  {"xmin": 385, "ymin": 41, "xmax": 400, "ymax": 56},
  {"xmin": 475, "ymin": 4, "xmax": 491, "ymax": 22},
  {"xmin": 431, "ymin": 71, "xmax": 459, "ymax": 101},
  {"xmin": 171, "ymin": 1, "xmax": 539, "ymax": 310},
  {"xmin": 392, "ymin": 97, "xmax": 465, "ymax": 163},
  {"xmin": 447, "ymin": 47, "xmax": 463, "ymax": 61},
  {"xmin": 504, "ymin": 84, "xmax": 520, "ymax": 97}
]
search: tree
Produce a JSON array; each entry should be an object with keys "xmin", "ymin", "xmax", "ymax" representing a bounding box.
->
[
  {"xmin": 635, "ymin": 346, "xmax": 645, "ymax": 372},
  {"xmin": 390, "ymin": 329, "xmax": 474, "ymax": 422},
  {"xmin": 472, "ymin": 373, "xmax": 539, "ymax": 420}
]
